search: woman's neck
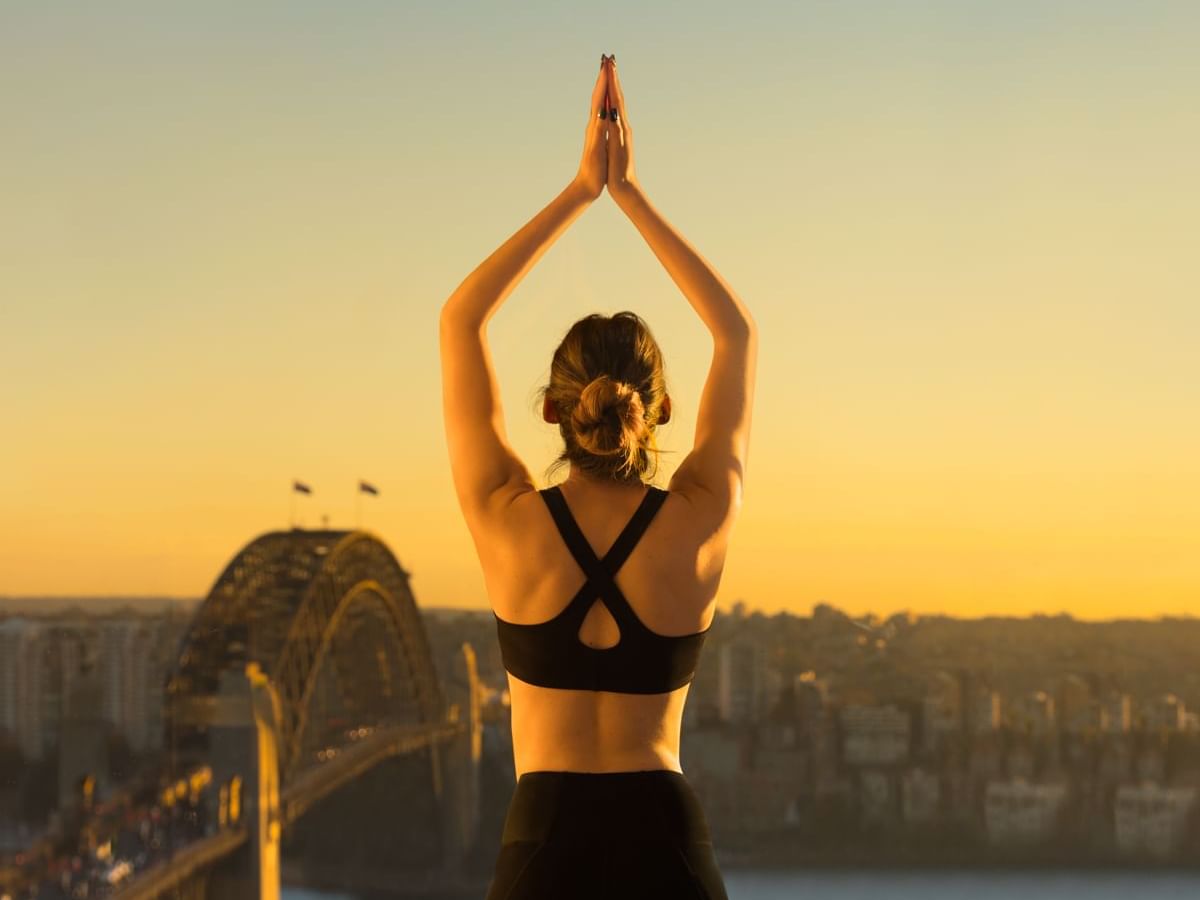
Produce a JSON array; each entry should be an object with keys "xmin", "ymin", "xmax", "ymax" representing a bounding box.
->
[{"xmin": 561, "ymin": 467, "xmax": 645, "ymax": 494}]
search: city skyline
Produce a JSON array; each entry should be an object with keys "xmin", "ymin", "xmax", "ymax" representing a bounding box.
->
[
  {"xmin": 3, "ymin": 593, "xmax": 1199, "ymax": 625},
  {"xmin": 5, "ymin": 595, "xmax": 1198, "ymax": 872},
  {"xmin": 3, "ymin": 2, "xmax": 1198, "ymax": 619}
]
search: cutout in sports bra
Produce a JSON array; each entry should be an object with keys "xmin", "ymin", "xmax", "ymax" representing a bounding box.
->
[{"xmin": 493, "ymin": 484, "xmax": 712, "ymax": 694}]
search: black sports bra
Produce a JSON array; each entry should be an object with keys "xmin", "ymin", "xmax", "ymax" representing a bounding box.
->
[{"xmin": 493, "ymin": 484, "xmax": 712, "ymax": 694}]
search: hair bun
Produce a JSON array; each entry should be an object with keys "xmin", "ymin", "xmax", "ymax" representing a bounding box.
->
[
  {"xmin": 541, "ymin": 311, "xmax": 666, "ymax": 482},
  {"xmin": 571, "ymin": 375, "xmax": 646, "ymax": 457}
]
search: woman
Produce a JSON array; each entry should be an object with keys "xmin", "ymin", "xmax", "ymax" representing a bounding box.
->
[{"xmin": 439, "ymin": 53, "xmax": 756, "ymax": 900}]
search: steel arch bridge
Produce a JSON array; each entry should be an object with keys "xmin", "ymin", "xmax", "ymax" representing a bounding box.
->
[
  {"xmin": 126, "ymin": 527, "xmax": 483, "ymax": 899},
  {"xmin": 165, "ymin": 527, "xmax": 445, "ymax": 786}
]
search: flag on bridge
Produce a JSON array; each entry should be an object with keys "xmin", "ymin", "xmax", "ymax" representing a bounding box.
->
[
  {"xmin": 359, "ymin": 480, "xmax": 380, "ymax": 496},
  {"xmin": 293, "ymin": 480, "xmax": 313, "ymax": 495}
]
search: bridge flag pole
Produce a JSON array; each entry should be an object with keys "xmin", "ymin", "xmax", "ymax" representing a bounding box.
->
[
  {"xmin": 291, "ymin": 479, "xmax": 313, "ymax": 529},
  {"xmin": 357, "ymin": 479, "xmax": 380, "ymax": 530}
]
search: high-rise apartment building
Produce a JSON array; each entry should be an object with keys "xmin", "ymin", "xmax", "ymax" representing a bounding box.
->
[
  {"xmin": 717, "ymin": 636, "xmax": 764, "ymax": 725},
  {"xmin": 0, "ymin": 618, "xmax": 45, "ymax": 760}
]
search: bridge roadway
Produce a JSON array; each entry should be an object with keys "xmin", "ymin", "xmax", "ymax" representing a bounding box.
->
[{"xmin": 114, "ymin": 719, "xmax": 465, "ymax": 900}]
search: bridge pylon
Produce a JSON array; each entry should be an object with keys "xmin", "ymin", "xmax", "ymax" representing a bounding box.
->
[
  {"xmin": 437, "ymin": 641, "xmax": 485, "ymax": 874},
  {"xmin": 203, "ymin": 663, "xmax": 282, "ymax": 900}
]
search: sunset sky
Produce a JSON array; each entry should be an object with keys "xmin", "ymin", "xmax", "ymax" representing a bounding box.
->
[{"xmin": 2, "ymin": 2, "xmax": 1196, "ymax": 620}]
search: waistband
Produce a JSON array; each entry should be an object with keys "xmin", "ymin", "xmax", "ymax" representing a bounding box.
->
[{"xmin": 501, "ymin": 769, "xmax": 713, "ymax": 846}]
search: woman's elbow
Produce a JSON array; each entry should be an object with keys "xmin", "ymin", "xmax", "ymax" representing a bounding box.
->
[
  {"xmin": 440, "ymin": 302, "xmax": 482, "ymax": 334},
  {"xmin": 715, "ymin": 314, "xmax": 756, "ymax": 348}
]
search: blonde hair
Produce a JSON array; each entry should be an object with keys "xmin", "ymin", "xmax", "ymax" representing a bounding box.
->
[{"xmin": 537, "ymin": 312, "xmax": 672, "ymax": 484}]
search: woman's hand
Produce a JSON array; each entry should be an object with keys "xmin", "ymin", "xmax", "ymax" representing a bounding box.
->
[
  {"xmin": 573, "ymin": 57, "xmax": 610, "ymax": 201},
  {"xmin": 604, "ymin": 57, "xmax": 641, "ymax": 205}
]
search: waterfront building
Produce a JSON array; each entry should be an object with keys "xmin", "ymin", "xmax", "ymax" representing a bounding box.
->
[
  {"xmin": 901, "ymin": 766, "xmax": 941, "ymax": 824},
  {"xmin": 1115, "ymin": 781, "xmax": 1198, "ymax": 859},
  {"xmin": 983, "ymin": 777, "xmax": 1068, "ymax": 845},
  {"xmin": 840, "ymin": 703, "xmax": 910, "ymax": 767}
]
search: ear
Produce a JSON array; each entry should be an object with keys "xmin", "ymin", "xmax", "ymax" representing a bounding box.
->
[
  {"xmin": 659, "ymin": 393, "xmax": 671, "ymax": 425},
  {"xmin": 542, "ymin": 394, "xmax": 559, "ymax": 424}
]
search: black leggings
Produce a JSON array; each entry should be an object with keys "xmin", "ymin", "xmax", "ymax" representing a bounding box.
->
[{"xmin": 485, "ymin": 769, "xmax": 729, "ymax": 900}]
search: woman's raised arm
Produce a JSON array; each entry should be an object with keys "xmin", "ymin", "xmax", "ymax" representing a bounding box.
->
[
  {"xmin": 603, "ymin": 56, "xmax": 758, "ymax": 512},
  {"xmin": 439, "ymin": 60, "xmax": 611, "ymax": 520}
]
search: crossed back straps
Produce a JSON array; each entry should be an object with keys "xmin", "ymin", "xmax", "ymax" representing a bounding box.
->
[{"xmin": 538, "ymin": 485, "xmax": 669, "ymax": 636}]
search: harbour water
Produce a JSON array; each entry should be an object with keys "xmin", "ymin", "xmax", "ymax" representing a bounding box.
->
[{"xmin": 283, "ymin": 868, "xmax": 1200, "ymax": 899}]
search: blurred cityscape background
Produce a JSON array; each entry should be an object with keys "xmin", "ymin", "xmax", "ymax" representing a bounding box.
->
[{"xmin": 2, "ymin": 553, "xmax": 1198, "ymax": 898}]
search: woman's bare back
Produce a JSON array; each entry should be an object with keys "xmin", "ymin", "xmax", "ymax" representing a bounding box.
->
[{"xmin": 477, "ymin": 476, "xmax": 736, "ymax": 778}]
